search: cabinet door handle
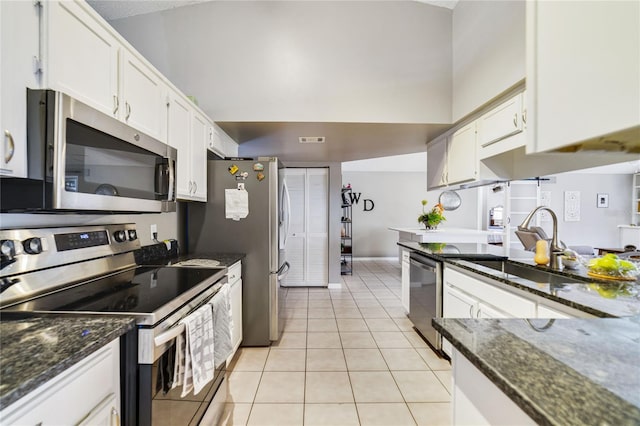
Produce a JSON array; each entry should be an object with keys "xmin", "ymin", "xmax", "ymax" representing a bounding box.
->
[
  {"xmin": 125, "ymin": 102, "xmax": 131, "ymax": 120},
  {"xmin": 113, "ymin": 95, "xmax": 119, "ymax": 115},
  {"xmin": 193, "ymin": 181, "xmax": 197, "ymax": 194},
  {"xmin": 188, "ymin": 181, "xmax": 193, "ymax": 193},
  {"xmin": 513, "ymin": 113, "xmax": 518, "ymax": 128},
  {"xmin": 522, "ymin": 109, "xmax": 527, "ymax": 125},
  {"xmin": 469, "ymin": 305, "xmax": 474, "ymax": 318},
  {"xmin": 4, "ymin": 130, "xmax": 15, "ymax": 164},
  {"xmin": 111, "ymin": 407, "xmax": 120, "ymax": 426}
]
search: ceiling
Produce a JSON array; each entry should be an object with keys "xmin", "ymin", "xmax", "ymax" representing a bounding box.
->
[
  {"xmin": 88, "ymin": 0, "xmax": 459, "ymax": 21},
  {"xmin": 220, "ymin": 121, "xmax": 451, "ymax": 162},
  {"xmin": 87, "ymin": 0, "xmax": 458, "ymax": 162}
]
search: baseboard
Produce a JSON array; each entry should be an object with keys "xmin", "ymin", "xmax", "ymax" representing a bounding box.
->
[{"xmin": 327, "ymin": 282, "xmax": 342, "ymax": 289}]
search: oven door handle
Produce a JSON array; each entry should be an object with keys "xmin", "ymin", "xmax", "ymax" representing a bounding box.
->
[{"xmin": 154, "ymin": 323, "xmax": 185, "ymax": 347}]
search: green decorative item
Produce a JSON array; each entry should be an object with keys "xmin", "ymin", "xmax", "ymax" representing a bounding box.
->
[{"xmin": 417, "ymin": 199, "xmax": 446, "ymax": 229}]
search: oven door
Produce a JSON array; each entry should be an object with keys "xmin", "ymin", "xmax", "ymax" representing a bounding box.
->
[
  {"xmin": 137, "ymin": 281, "xmax": 228, "ymax": 426},
  {"xmin": 409, "ymin": 253, "xmax": 442, "ymax": 352},
  {"xmin": 138, "ymin": 342, "xmax": 225, "ymax": 426}
]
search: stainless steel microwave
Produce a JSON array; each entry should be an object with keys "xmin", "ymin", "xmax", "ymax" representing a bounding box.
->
[{"xmin": 1, "ymin": 89, "xmax": 176, "ymax": 213}]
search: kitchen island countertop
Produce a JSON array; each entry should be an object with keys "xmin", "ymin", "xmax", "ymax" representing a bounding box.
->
[
  {"xmin": 433, "ymin": 316, "xmax": 640, "ymax": 426},
  {"xmin": 399, "ymin": 241, "xmax": 640, "ymax": 318},
  {"xmin": 0, "ymin": 315, "xmax": 136, "ymax": 410}
]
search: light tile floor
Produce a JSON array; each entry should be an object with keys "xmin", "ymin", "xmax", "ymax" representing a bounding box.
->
[{"xmin": 219, "ymin": 258, "xmax": 452, "ymax": 426}]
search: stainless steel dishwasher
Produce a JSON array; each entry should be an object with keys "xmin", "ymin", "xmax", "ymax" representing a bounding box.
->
[{"xmin": 409, "ymin": 252, "xmax": 442, "ymax": 353}]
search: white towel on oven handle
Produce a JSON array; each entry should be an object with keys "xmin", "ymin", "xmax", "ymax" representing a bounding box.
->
[
  {"xmin": 172, "ymin": 303, "xmax": 215, "ymax": 397},
  {"xmin": 210, "ymin": 283, "xmax": 233, "ymax": 368}
]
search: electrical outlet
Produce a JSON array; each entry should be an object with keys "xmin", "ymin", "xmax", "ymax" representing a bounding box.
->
[{"xmin": 150, "ymin": 224, "xmax": 157, "ymax": 238}]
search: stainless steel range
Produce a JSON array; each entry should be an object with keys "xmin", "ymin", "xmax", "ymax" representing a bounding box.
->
[{"xmin": 0, "ymin": 224, "xmax": 228, "ymax": 426}]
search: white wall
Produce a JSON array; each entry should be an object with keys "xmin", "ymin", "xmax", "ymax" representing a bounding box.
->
[
  {"xmin": 110, "ymin": 1, "xmax": 452, "ymax": 124},
  {"xmin": 452, "ymin": 0, "xmax": 525, "ymax": 121},
  {"xmin": 537, "ymin": 173, "xmax": 632, "ymax": 249},
  {"xmin": 342, "ymin": 170, "xmax": 479, "ymax": 257}
]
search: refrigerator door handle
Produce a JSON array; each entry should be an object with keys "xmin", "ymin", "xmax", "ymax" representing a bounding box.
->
[
  {"xmin": 280, "ymin": 179, "xmax": 291, "ymax": 249},
  {"xmin": 275, "ymin": 261, "xmax": 290, "ymax": 280}
]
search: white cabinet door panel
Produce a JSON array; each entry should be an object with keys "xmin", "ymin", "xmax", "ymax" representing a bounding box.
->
[
  {"xmin": 426, "ymin": 135, "xmax": 448, "ymax": 190},
  {"xmin": 443, "ymin": 284, "xmax": 476, "ymax": 319},
  {"xmin": 527, "ymin": 1, "xmax": 640, "ymax": 152},
  {"xmin": 47, "ymin": 1, "xmax": 119, "ymax": 118},
  {"xmin": 478, "ymin": 93, "xmax": 523, "ymax": 148},
  {"xmin": 121, "ymin": 50, "xmax": 167, "ymax": 141},
  {"xmin": 0, "ymin": 0, "xmax": 39, "ymax": 177},
  {"xmin": 447, "ymin": 122, "xmax": 477, "ymax": 185},
  {"xmin": 190, "ymin": 110, "xmax": 208, "ymax": 201},
  {"xmin": 168, "ymin": 92, "xmax": 191, "ymax": 199}
]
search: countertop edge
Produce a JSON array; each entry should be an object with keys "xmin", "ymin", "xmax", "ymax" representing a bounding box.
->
[
  {"xmin": 0, "ymin": 317, "xmax": 136, "ymax": 410},
  {"xmin": 433, "ymin": 319, "xmax": 554, "ymax": 426}
]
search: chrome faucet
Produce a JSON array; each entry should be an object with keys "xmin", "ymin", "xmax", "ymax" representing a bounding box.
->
[{"xmin": 518, "ymin": 206, "xmax": 564, "ymax": 269}]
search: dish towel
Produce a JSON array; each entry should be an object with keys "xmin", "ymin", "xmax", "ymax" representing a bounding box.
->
[
  {"xmin": 210, "ymin": 284, "xmax": 233, "ymax": 368},
  {"xmin": 172, "ymin": 303, "xmax": 215, "ymax": 396},
  {"xmin": 225, "ymin": 188, "xmax": 249, "ymax": 221}
]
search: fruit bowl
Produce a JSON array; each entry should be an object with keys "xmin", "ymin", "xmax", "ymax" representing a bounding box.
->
[{"xmin": 587, "ymin": 253, "xmax": 639, "ymax": 281}]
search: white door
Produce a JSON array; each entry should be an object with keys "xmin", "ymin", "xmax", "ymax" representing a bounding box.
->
[{"xmin": 282, "ymin": 168, "xmax": 328, "ymax": 287}]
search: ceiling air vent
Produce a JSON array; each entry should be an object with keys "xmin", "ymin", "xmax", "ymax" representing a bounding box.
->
[{"xmin": 299, "ymin": 136, "xmax": 325, "ymax": 144}]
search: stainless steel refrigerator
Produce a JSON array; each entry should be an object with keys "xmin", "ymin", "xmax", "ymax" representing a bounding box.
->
[{"xmin": 187, "ymin": 157, "xmax": 290, "ymax": 346}]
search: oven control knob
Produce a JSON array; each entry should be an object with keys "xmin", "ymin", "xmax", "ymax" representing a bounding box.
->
[
  {"xmin": 127, "ymin": 229, "xmax": 137, "ymax": 241},
  {"xmin": 23, "ymin": 238, "xmax": 43, "ymax": 255},
  {"xmin": 1, "ymin": 240, "xmax": 16, "ymax": 259},
  {"xmin": 113, "ymin": 230, "xmax": 127, "ymax": 243}
]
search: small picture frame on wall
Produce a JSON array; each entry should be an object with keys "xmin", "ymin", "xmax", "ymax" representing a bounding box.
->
[{"xmin": 597, "ymin": 193, "xmax": 609, "ymax": 208}]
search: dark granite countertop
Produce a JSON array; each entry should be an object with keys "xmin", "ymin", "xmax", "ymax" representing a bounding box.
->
[
  {"xmin": 0, "ymin": 315, "xmax": 136, "ymax": 410},
  {"xmin": 166, "ymin": 252, "xmax": 245, "ymax": 268},
  {"xmin": 399, "ymin": 241, "xmax": 640, "ymax": 318},
  {"xmin": 433, "ymin": 316, "xmax": 640, "ymax": 426},
  {"xmin": 134, "ymin": 242, "xmax": 245, "ymax": 269}
]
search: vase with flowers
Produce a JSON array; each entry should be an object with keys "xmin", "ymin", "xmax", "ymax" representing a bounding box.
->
[{"xmin": 417, "ymin": 199, "xmax": 445, "ymax": 230}]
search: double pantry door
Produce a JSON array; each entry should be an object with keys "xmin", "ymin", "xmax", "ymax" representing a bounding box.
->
[{"xmin": 282, "ymin": 168, "xmax": 328, "ymax": 287}]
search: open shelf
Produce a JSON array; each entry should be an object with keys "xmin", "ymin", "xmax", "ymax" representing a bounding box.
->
[{"xmin": 341, "ymin": 186, "xmax": 353, "ymax": 275}]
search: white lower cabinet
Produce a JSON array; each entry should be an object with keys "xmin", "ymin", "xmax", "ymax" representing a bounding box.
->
[
  {"xmin": 401, "ymin": 249, "xmax": 410, "ymax": 313},
  {"xmin": 227, "ymin": 261, "xmax": 243, "ymax": 364},
  {"xmin": 453, "ymin": 349, "xmax": 536, "ymax": 426},
  {"xmin": 1, "ymin": 338, "xmax": 121, "ymax": 425}
]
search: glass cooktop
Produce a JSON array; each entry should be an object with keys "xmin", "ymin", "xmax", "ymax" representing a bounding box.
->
[{"xmin": 3, "ymin": 266, "xmax": 223, "ymax": 319}]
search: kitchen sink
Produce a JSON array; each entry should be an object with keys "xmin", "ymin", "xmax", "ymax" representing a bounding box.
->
[{"xmin": 471, "ymin": 259, "xmax": 585, "ymax": 285}]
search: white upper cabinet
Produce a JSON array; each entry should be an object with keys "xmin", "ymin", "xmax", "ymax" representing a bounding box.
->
[
  {"xmin": 168, "ymin": 91, "xmax": 192, "ymax": 199},
  {"xmin": 426, "ymin": 134, "xmax": 448, "ymax": 190},
  {"xmin": 210, "ymin": 123, "xmax": 239, "ymax": 159},
  {"xmin": 190, "ymin": 110, "xmax": 208, "ymax": 201},
  {"xmin": 0, "ymin": 1, "xmax": 40, "ymax": 177},
  {"xmin": 447, "ymin": 121, "xmax": 477, "ymax": 185},
  {"xmin": 168, "ymin": 89, "xmax": 208, "ymax": 202},
  {"xmin": 46, "ymin": 0, "xmax": 119, "ymax": 118},
  {"xmin": 526, "ymin": 0, "xmax": 640, "ymax": 153},
  {"xmin": 120, "ymin": 50, "xmax": 167, "ymax": 142},
  {"xmin": 46, "ymin": 1, "xmax": 168, "ymax": 142},
  {"xmin": 478, "ymin": 92, "xmax": 523, "ymax": 149}
]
